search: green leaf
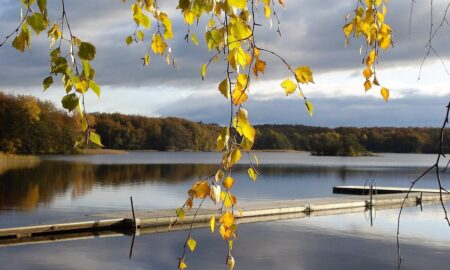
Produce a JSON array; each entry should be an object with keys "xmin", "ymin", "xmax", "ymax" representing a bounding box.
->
[
  {"xmin": 201, "ymin": 64, "xmax": 207, "ymax": 80},
  {"xmin": 125, "ymin": 35, "xmax": 133, "ymax": 45},
  {"xmin": 190, "ymin": 32, "xmax": 198, "ymax": 46},
  {"xmin": 37, "ymin": 0, "xmax": 47, "ymax": 15},
  {"xmin": 43, "ymin": 76, "xmax": 53, "ymax": 91},
  {"xmin": 78, "ymin": 42, "xmax": 96, "ymax": 61},
  {"xmin": 178, "ymin": 0, "xmax": 190, "ymax": 10},
  {"xmin": 82, "ymin": 60, "xmax": 90, "ymax": 78},
  {"xmin": 74, "ymin": 136, "xmax": 84, "ymax": 148},
  {"xmin": 305, "ymin": 99, "xmax": 313, "ymax": 117},
  {"xmin": 89, "ymin": 80, "xmax": 101, "ymax": 97},
  {"xmin": 176, "ymin": 208, "xmax": 185, "ymax": 220},
  {"xmin": 137, "ymin": 30, "xmax": 145, "ymax": 41},
  {"xmin": 26, "ymin": 13, "xmax": 48, "ymax": 35},
  {"xmin": 21, "ymin": 0, "xmax": 35, "ymax": 7},
  {"xmin": 12, "ymin": 25, "xmax": 30, "ymax": 52},
  {"xmin": 187, "ymin": 238, "xmax": 197, "ymax": 252},
  {"xmin": 89, "ymin": 132, "xmax": 104, "ymax": 147},
  {"xmin": 61, "ymin": 93, "xmax": 79, "ymax": 112},
  {"xmin": 81, "ymin": 117, "xmax": 88, "ymax": 132}
]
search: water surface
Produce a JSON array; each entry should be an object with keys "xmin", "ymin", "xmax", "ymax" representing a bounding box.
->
[{"xmin": 1, "ymin": 152, "xmax": 449, "ymax": 269}]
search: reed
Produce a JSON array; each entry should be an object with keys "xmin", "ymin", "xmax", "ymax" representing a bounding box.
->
[{"xmin": 0, "ymin": 153, "xmax": 40, "ymax": 175}]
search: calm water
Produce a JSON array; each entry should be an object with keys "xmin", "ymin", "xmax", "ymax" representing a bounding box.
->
[{"xmin": 1, "ymin": 152, "xmax": 450, "ymax": 269}]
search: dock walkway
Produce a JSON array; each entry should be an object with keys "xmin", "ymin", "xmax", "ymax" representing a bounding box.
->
[{"xmin": 1, "ymin": 188, "xmax": 449, "ymax": 247}]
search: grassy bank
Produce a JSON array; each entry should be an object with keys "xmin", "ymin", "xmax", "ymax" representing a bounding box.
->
[
  {"xmin": 77, "ymin": 149, "xmax": 128, "ymax": 155},
  {"xmin": 0, "ymin": 153, "xmax": 40, "ymax": 175}
]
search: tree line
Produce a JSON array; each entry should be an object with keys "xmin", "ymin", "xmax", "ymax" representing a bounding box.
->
[{"xmin": 0, "ymin": 92, "xmax": 448, "ymax": 155}]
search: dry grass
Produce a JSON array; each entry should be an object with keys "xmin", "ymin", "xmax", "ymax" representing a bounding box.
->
[{"xmin": 77, "ymin": 149, "xmax": 128, "ymax": 155}]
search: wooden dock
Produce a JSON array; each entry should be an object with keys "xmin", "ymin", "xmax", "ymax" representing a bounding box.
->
[
  {"xmin": 333, "ymin": 185, "xmax": 446, "ymax": 195},
  {"xmin": 1, "ymin": 189, "xmax": 450, "ymax": 247}
]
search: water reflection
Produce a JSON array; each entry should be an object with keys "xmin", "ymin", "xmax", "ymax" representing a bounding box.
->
[
  {"xmin": 0, "ymin": 162, "xmax": 217, "ymax": 210},
  {"xmin": 0, "ymin": 160, "xmax": 448, "ymax": 212}
]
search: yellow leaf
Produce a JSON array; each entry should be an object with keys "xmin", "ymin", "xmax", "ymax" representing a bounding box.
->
[
  {"xmin": 253, "ymin": 58, "xmax": 266, "ymax": 77},
  {"xmin": 220, "ymin": 212, "xmax": 235, "ymax": 227},
  {"xmin": 215, "ymin": 169, "xmax": 224, "ymax": 182},
  {"xmin": 219, "ymin": 224, "xmax": 232, "ymax": 239},
  {"xmin": 210, "ymin": 216, "xmax": 215, "ymax": 232},
  {"xmin": 187, "ymin": 238, "xmax": 197, "ymax": 252},
  {"xmin": 75, "ymin": 79, "xmax": 89, "ymax": 94},
  {"xmin": 236, "ymin": 74, "xmax": 248, "ymax": 89},
  {"xmin": 185, "ymin": 197, "xmax": 193, "ymax": 209},
  {"xmin": 235, "ymin": 108, "xmax": 256, "ymax": 143},
  {"xmin": 230, "ymin": 147, "xmax": 241, "ymax": 166},
  {"xmin": 343, "ymin": 23, "xmax": 354, "ymax": 37},
  {"xmin": 217, "ymin": 126, "xmax": 230, "ymax": 151},
  {"xmin": 232, "ymin": 89, "xmax": 248, "ymax": 105},
  {"xmin": 227, "ymin": 0, "xmax": 247, "ymax": 9},
  {"xmin": 221, "ymin": 191, "xmax": 236, "ymax": 207},
  {"xmin": 381, "ymin": 86, "xmax": 389, "ymax": 101},
  {"xmin": 151, "ymin": 34, "xmax": 167, "ymax": 55},
  {"xmin": 240, "ymin": 136, "xmax": 254, "ymax": 151},
  {"xmin": 281, "ymin": 79, "xmax": 297, "ymax": 95},
  {"xmin": 219, "ymin": 79, "xmax": 230, "ymax": 99},
  {"xmin": 188, "ymin": 180, "xmax": 210, "ymax": 199},
  {"xmin": 264, "ymin": 5, "xmax": 271, "ymax": 18},
  {"xmin": 227, "ymin": 47, "xmax": 248, "ymax": 70},
  {"xmin": 223, "ymin": 176, "xmax": 235, "ymax": 189},
  {"xmin": 183, "ymin": 10, "xmax": 195, "ymax": 25},
  {"xmin": 190, "ymin": 32, "xmax": 198, "ymax": 46},
  {"xmin": 178, "ymin": 259, "xmax": 188, "ymax": 270},
  {"xmin": 365, "ymin": 50, "xmax": 376, "ymax": 67},
  {"xmin": 362, "ymin": 68, "xmax": 372, "ymax": 79},
  {"xmin": 248, "ymin": 167, "xmax": 257, "ymax": 181},
  {"xmin": 227, "ymin": 255, "xmax": 236, "ymax": 270},
  {"xmin": 294, "ymin": 66, "xmax": 314, "ymax": 84},
  {"xmin": 364, "ymin": 80, "xmax": 372, "ymax": 91},
  {"xmin": 159, "ymin": 13, "xmax": 173, "ymax": 39},
  {"xmin": 143, "ymin": 54, "xmax": 150, "ymax": 66},
  {"xmin": 378, "ymin": 34, "xmax": 391, "ymax": 50},
  {"xmin": 305, "ymin": 99, "xmax": 313, "ymax": 117},
  {"xmin": 254, "ymin": 47, "xmax": 260, "ymax": 57}
]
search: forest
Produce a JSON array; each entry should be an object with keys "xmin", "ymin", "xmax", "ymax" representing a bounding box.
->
[{"xmin": 1, "ymin": 92, "xmax": 448, "ymax": 156}]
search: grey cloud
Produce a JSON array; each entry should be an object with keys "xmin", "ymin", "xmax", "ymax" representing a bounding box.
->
[
  {"xmin": 1, "ymin": 0, "xmax": 450, "ymax": 90},
  {"xmin": 158, "ymin": 92, "xmax": 450, "ymax": 127}
]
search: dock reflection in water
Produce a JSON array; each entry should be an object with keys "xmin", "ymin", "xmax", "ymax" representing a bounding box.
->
[{"xmin": 1, "ymin": 204, "xmax": 450, "ymax": 270}]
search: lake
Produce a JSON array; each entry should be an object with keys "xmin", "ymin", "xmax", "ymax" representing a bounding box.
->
[{"xmin": 1, "ymin": 151, "xmax": 450, "ymax": 269}]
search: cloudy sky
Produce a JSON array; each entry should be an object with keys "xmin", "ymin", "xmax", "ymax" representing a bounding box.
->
[{"xmin": 1, "ymin": 0, "xmax": 450, "ymax": 127}]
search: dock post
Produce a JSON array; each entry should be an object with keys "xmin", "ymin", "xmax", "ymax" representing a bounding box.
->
[{"xmin": 130, "ymin": 197, "xmax": 137, "ymax": 230}]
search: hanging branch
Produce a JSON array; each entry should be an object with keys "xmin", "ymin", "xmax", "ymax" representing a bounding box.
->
[
  {"xmin": 396, "ymin": 101, "xmax": 450, "ymax": 268},
  {"xmin": 418, "ymin": 0, "xmax": 450, "ymax": 79}
]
